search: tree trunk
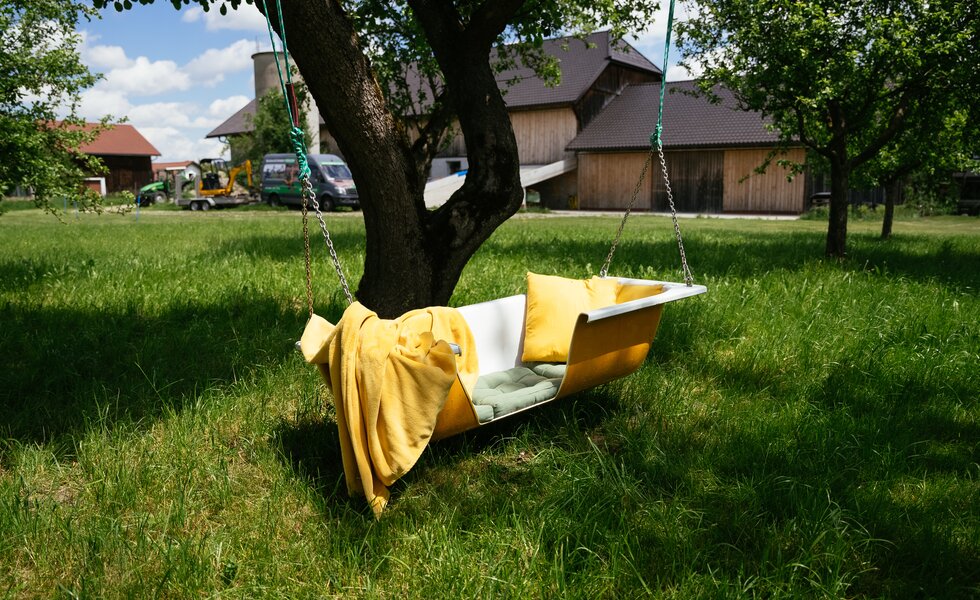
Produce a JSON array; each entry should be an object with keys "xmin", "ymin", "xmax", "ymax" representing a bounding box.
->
[
  {"xmin": 825, "ymin": 160, "xmax": 849, "ymax": 257},
  {"xmin": 275, "ymin": 1, "xmax": 524, "ymax": 318},
  {"xmin": 881, "ymin": 178, "xmax": 899, "ymax": 239}
]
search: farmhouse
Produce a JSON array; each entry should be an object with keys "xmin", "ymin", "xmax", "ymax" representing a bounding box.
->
[
  {"xmin": 208, "ymin": 32, "xmax": 810, "ymax": 214},
  {"xmin": 77, "ymin": 123, "xmax": 160, "ymax": 195}
]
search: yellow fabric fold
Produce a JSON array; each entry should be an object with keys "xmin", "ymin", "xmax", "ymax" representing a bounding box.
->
[{"xmin": 300, "ymin": 302, "xmax": 478, "ymax": 517}]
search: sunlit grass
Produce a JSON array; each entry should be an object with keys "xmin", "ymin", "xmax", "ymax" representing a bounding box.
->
[{"xmin": 1, "ymin": 207, "xmax": 977, "ymax": 597}]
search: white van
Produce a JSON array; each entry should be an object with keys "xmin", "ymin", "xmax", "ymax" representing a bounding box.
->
[{"xmin": 260, "ymin": 153, "xmax": 359, "ymax": 210}]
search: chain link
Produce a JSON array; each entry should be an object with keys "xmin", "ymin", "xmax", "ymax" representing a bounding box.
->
[
  {"xmin": 301, "ymin": 175, "xmax": 354, "ymax": 306},
  {"xmin": 656, "ymin": 141, "xmax": 694, "ymax": 286},
  {"xmin": 599, "ymin": 142, "xmax": 694, "ymax": 286},
  {"xmin": 599, "ymin": 150, "xmax": 655, "ymax": 278}
]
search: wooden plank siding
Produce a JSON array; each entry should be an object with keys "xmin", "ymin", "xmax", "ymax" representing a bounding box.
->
[
  {"xmin": 510, "ymin": 108, "xmax": 579, "ymax": 164},
  {"xmin": 435, "ymin": 108, "xmax": 577, "ymax": 164},
  {"xmin": 722, "ymin": 147, "xmax": 806, "ymax": 213},
  {"xmin": 578, "ymin": 147, "xmax": 808, "ymax": 214},
  {"xmin": 577, "ymin": 152, "xmax": 652, "ymax": 210},
  {"xmin": 652, "ymin": 150, "xmax": 723, "ymax": 213},
  {"xmin": 97, "ymin": 155, "xmax": 154, "ymax": 194}
]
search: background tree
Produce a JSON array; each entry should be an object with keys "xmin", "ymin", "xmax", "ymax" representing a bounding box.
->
[
  {"xmin": 229, "ymin": 84, "xmax": 311, "ymax": 168},
  {"xmin": 863, "ymin": 103, "xmax": 980, "ymax": 239},
  {"xmin": 101, "ymin": 0, "xmax": 656, "ymax": 317},
  {"xmin": 0, "ymin": 0, "xmax": 110, "ymax": 211},
  {"xmin": 676, "ymin": 0, "xmax": 979, "ymax": 257}
]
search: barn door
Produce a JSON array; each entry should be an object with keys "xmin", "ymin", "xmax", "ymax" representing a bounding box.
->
[{"xmin": 652, "ymin": 150, "xmax": 723, "ymax": 213}]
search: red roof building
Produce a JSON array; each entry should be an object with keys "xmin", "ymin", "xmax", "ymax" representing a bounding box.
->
[{"xmin": 71, "ymin": 123, "xmax": 160, "ymax": 194}]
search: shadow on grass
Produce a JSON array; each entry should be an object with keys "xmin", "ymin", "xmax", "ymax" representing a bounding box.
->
[
  {"xmin": 271, "ymin": 418, "xmax": 376, "ymax": 518},
  {"xmin": 206, "ymin": 229, "xmax": 366, "ymax": 268},
  {"xmin": 270, "ymin": 381, "xmax": 623, "ymax": 519},
  {"xmin": 0, "ymin": 293, "xmax": 304, "ymax": 454},
  {"xmin": 482, "ymin": 228, "xmax": 980, "ymax": 290},
  {"xmin": 682, "ymin": 343, "xmax": 979, "ymax": 598}
]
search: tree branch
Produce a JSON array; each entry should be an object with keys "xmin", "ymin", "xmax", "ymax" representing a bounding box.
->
[
  {"xmin": 848, "ymin": 87, "xmax": 915, "ymax": 169},
  {"xmin": 410, "ymin": 88, "xmax": 456, "ymax": 168}
]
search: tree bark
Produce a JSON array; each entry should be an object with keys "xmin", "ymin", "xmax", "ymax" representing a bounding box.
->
[
  {"xmin": 881, "ymin": 178, "xmax": 899, "ymax": 239},
  {"xmin": 826, "ymin": 160, "xmax": 849, "ymax": 257},
  {"xmin": 271, "ymin": 1, "xmax": 524, "ymax": 318}
]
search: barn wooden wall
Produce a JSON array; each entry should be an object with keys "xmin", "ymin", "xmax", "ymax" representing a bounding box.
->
[
  {"xmin": 510, "ymin": 108, "xmax": 578, "ymax": 164},
  {"xmin": 652, "ymin": 150, "xmax": 723, "ymax": 213},
  {"xmin": 722, "ymin": 147, "xmax": 806, "ymax": 213},
  {"xmin": 98, "ymin": 155, "xmax": 153, "ymax": 194},
  {"xmin": 578, "ymin": 147, "xmax": 808, "ymax": 214},
  {"xmin": 435, "ymin": 108, "xmax": 577, "ymax": 165},
  {"xmin": 577, "ymin": 152, "xmax": 651, "ymax": 210}
]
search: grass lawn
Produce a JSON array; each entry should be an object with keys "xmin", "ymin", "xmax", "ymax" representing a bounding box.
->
[{"xmin": 1, "ymin": 205, "xmax": 977, "ymax": 597}]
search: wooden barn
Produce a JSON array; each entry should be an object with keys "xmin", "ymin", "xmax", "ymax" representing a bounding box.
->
[
  {"xmin": 78, "ymin": 123, "xmax": 160, "ymax": 194},
  {"xmin": 425, "ymin": 31, "xmax": 663, "ymax": 204},
  {"xmin": 566, "ymin": 82, "xmax": 807, "ymax": 214}
]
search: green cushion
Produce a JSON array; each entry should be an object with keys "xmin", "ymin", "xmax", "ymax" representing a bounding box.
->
[
  {"xmin": 473, "ymin": 404, "xmax": 495, "ymax": 423},
  {"xmin": 528, "ymin": 362, "xmax": 567, "ymax": 380},
  {"xmin": 472, "ymin": 363, "xmax": 566, "ymax": 422}
]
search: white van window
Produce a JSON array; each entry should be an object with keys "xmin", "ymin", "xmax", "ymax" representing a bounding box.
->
[
  {"xmin": 323, "ymin": 164, "xmax": 352, "ymax": 180},
  {"xmin": 262, "ymin": 162, "xmax": 287, "ymax": 178}
]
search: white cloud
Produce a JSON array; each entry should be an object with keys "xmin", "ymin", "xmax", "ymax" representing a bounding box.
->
[
  {"xmin": 182, "ymin": 3, "xmax": 268, "ymax": 32},
  {"xmin": 79, "ymin": 32, "xmax": 261, "ymax": 96},
  {"xmin": 665, "ymin": 63, "xmax": 698, "ymax": 81},
  {"xmin": 85, "ymin": 44, "xmax": 132, "ymax": 70},
  {"xmin": 181, "ymin": 6, "xmax": 203, "ymax": 24},
  {"xmin": 127, "ymin": 102, "xmax": 222, "ymax": 129},
  {"xmin": 627, "ymin": 3, "xmax": 698, "ymax": 82},
  {"xmin": 184, "ymin": 39, "xmax": 258, "ymax": 86},
  {"xmin": 78, "ymin": 88, "xmax": 132, "ymax": 119},
  {"xmin": 208, "ymin": 95, "xmax": 250, "ymax": 118},
  {"xmin": 95, "ymin": 56, "xmax": 191, "ymax": 96},
  {"xmin": 141, "ymin": 126, "xmax": 228, "ymax": 162},
  {"xmin": 74, "ymin": 91, "xmax": 233, "ymax": 161}
]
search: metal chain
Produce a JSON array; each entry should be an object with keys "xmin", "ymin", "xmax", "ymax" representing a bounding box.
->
[
  {"xmin": 656, "ymin": 140, "xmax": 694, "ymax": 286},
  {"xmin": 599, "ymin": 149, "xmax": 655, "ymax": 278},
  {"xmin": 301, "ymin": 182, "xmax": 314, "ymax": 319},
  {"xmin": 301, "ymin": 174, "xmax": 354, "ymax": 306}
]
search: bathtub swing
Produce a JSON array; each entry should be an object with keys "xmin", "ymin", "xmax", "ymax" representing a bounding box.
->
[{"xmin": 262, "ymin": 0, "xmax": 703, "ymax": 514}]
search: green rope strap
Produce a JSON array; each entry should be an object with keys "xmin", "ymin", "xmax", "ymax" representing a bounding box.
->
[
  {"xmin": 289, "ymin": 126, "xmax": 310, "ymax": 178},
  {"xmin": 261, "ymin": 0, "xmax": 353, "ymax": 308},
  {"xmin": 601, "ymin": 0, "xmax": 693, "ymax": 286},
  {"xmin": 262, "ymin": 0, "xmax": 306, "ymax": 162},
  {"xmin": 650, "ymin": 0, "xmax": 676, "ymax": 148}
]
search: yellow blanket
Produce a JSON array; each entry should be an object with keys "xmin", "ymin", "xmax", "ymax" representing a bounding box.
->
[{"xmin": 299, "ymin": 302, "xmax": 478, "ymax": 517}]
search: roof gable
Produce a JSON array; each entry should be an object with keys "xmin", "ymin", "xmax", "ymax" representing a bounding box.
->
[
  {"xmin": 206, "ymin": 98, "xmax": 257, "ymax": 138},
  {"xmin": 496, "ymin": 31, "xmax": 662, "ymax": 109},
  {"xmin": 208, "ymin": 31, "xmax": 663, "ymax": 137},
  {"xmin": 567, "ymin": 81, "xmax": 784, "ymax": 151},
  {"xmin": 73, "ymin": 123, "xmax": 160, "ymax": 156}
]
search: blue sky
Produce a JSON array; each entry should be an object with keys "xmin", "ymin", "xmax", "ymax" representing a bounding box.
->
[{"xmin": 75, "ymin": 2, "xmax": 690, "ymax": 163}]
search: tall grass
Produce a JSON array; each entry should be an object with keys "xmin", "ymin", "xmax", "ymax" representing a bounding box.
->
[{"xmin": 1, "ymin": 207, "xmax": 977, "ymax": 597}]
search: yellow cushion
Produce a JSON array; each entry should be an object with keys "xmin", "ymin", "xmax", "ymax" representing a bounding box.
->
[
  {"xmin": 521, "ymin": 273, "xmax": 621, "ymax": 363},
  {"xmin": 616, "ymin": 282, "xmax": 665, "ymax": 304}
]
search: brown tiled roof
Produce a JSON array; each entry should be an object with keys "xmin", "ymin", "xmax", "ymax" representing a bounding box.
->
[
  {"xmin": 497, "ymin": 31, "xmax": 662, "ymax": 109},
  {"xmin": 206, "ymin": 98, "xmax": 256, "ymax": 138},
  {"xmin": 206, "ymin": 97, "xmax": 329, "ymax": 138},
  {"xmin": 567, "ymin": 81, "xmax": 786, "ymax": 151},
  {"xmin": 209, "ymin": 31, "xmax": 661, "ymax": 136},
  {"xmin": 74, "ymin": 123, "xmax": 160, "ymax": 156}
]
